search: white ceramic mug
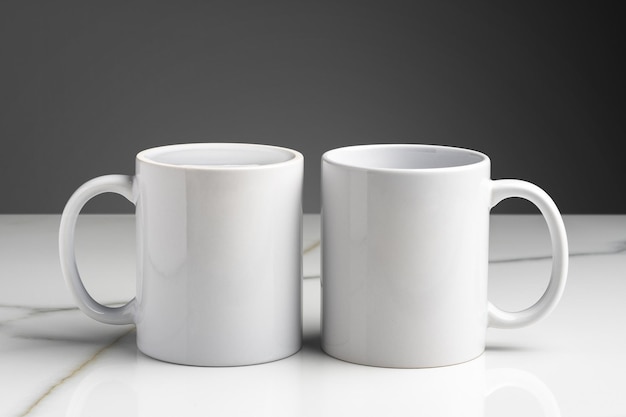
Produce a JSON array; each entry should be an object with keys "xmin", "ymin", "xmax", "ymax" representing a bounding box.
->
[
  {"xmin": 60, "ymin": 143, "xmax": 304, "ymax": 366},
  {"xmin": 321, "ymin": 144, "xmax": 568, "ymax": 368}
]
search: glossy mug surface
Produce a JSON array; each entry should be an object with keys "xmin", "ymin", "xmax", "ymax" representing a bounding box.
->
[
  {"xmin": 321, "ymin": 144, "xmax": 568, "ymax": 368},
  {"xmin": 60, "ymin": 143, "xmax": 303, "ymax": 366}
]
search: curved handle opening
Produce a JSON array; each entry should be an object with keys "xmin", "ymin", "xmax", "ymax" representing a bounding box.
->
[
  {"xmin": 59, "ymin": 175, "xmax": 137, "ymax": 325},
  {"xmin": 488, "ymin": 180, "xmax": 568, "ymax": 329}
]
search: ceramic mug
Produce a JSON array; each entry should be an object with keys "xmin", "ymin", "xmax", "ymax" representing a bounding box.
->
[
  {"xmin": 59, "ymin": 143, "xmax": 304, "ymax": 366},
  {"xmin": 321, "ymin": 144, "xmax": 568, "ymax": 368}
]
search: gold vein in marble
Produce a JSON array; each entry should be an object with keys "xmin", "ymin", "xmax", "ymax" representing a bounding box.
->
[
  {"xmin": 0, "ymin": 304, "xmax": 127, "ymax": 325},
  {"xmin": 19, "ymin": 328, "xmax": 134, "ymax": 417},
  {"xmin": 491, "ymin": 240, "xmax": 626, "ymax": 264},
  {"xmin": 303, "ymin": 240, "xmax": 320, "ymax": 255}
]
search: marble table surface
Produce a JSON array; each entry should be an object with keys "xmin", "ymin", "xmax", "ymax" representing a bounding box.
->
[{"xmin": 0, "ymin": 214, "xmax": 624, "ymax": 416}]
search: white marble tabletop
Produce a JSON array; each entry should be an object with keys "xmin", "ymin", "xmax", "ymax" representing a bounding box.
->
[{"xmin": 1, "ymin": 214, "xmax": 624, "ymax": 416}]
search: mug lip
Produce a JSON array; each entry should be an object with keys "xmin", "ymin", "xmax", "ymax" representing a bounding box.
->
[
  {"xmin": 322, "ymin": 143, "xmax": 490, "ymax": 173},
  {"xmin": 136, "ymin": 142, "xmax": 303, "ymax": 170}
]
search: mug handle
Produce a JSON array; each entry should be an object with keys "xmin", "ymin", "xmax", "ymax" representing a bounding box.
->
[
  {"xmin": 59, "ymin": 175, "xmax": 137, "ymax": 325},
  {"xmin": 488, "ymin": 180, "xmax": 568, "ymax": 329}
]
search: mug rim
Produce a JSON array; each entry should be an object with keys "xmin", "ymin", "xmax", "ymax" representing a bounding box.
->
[
  {"xmin": 137, "ymin": 142, "xmax": 303, "ymax": 170},
  {"xmin": 322, "ymin": 143, "xmax": 490, "ymax": 173}
]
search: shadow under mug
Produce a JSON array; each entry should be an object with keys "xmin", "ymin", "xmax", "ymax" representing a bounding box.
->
[
  {"xmin": 59, "ymin": 143, "xmax": 304, "ymax": 366},
  {"xmin": 321, "ymin": 144, "xmax": 568, "ymax": 368}
]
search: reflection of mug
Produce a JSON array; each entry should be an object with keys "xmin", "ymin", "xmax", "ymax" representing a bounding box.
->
[
  {"xmin": 68, "ymin": 351, "xmax": 302, "ymax": 416},
  {"xmin": 307, "ymin": 355, "xmax": 561, "ymax": 416},
  {"xmin": 322, "ymin": 144, "xmax": 568, "ymax": 368},
  {"xmin": 60, "ymin": 143, "xmax": 303, "ymax": 366},
  {"xmin": 486, "ymin": 368, "xmax": 562, "ymax": 416},
  {"xmin": 68, "ymin": 355, "xmax": 560, "ymax": 417}
]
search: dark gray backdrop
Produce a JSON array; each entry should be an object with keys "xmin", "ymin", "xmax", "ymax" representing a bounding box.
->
[{"xmin": 1, "ymin": 1, "xmax": 623, "ymax": 214}]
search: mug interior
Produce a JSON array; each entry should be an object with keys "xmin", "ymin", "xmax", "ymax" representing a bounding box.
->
[
  {"xmin": 138, "ymin": 143, "xmax": 297, "ymax": 168},
  {"xmin": 324, "ymin": 144, "xmax": 487, "ymax": 170}
]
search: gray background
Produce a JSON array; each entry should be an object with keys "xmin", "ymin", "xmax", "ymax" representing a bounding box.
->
[{"xmin": 1, "ymin": 1, "xmax": 623, "ymax": 214}]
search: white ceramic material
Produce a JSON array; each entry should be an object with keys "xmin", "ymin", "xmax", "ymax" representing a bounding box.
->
[
  {"xmin": 59, "ymin": 143, "xmax": 304, "ymax": 366},
  {"xmin": 321, "ymin": 144, "xmax": 568, "ymax": 368}
]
